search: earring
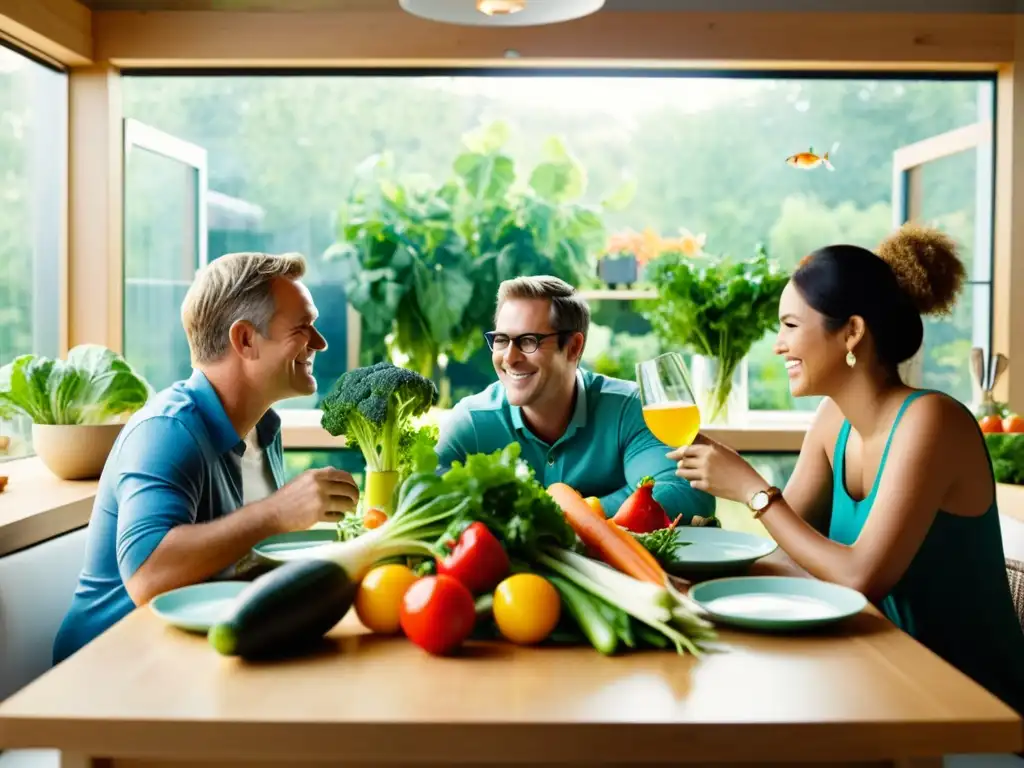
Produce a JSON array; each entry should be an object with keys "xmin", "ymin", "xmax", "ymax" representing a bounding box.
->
[{"xmin": 846, "ymin": 350, "xmax": 857, "ymax": 368}]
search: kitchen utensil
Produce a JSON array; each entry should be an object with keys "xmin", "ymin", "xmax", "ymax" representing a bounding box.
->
[
  {"xmin": 991, "ymin": 353, "xmax": 1009, "ymax": 393},
  {"xmin": 971, "ymin": 347, "xmax": 986, "ymax": 395}
]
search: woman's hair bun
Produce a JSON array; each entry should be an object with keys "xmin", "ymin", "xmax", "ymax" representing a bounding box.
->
[{"xmin": 876, "ymin": 223, "xmax": 966, "ymax": 316}]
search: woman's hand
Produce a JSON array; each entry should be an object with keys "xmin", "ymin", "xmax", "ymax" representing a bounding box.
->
[{"xmin": 667, "ymin": 433, "xmax": 769, "ymax": 504}]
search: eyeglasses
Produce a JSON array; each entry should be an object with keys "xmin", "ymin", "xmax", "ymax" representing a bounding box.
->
[{"xmin": 484, "ymin": 331, "xmax": 569, "ymax": 354}]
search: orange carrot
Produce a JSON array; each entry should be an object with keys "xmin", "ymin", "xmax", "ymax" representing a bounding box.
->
[
  {"xmin": 598, "ymin": 518, "xmax": 663, "ymax": 581},
  {"xmin": 606, "ymin": 520, "xmax": 667, "ymax": 584},
  {"xmin": 547, "ymin": 483, "xmax": 663, "ymax": 585}
]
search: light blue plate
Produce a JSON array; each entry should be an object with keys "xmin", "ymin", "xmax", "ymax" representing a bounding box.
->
[
  {"xmin": 252, "ymin": 529, "xmax": 339, "ymax": 562},
  {"xmin": 149, "ymin": 581, "xmax": 250, "ymax": 633},
  {"xmin": 689, "ymin": 576, "xmax": 868, "ymax": 631},
  {"xmin": 663, "ymin": 526, "xmax": 778, "ymax": 575}
]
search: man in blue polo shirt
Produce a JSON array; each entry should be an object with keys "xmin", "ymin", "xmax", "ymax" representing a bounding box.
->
[
  {"xmin": 53, "ymin": 252, "xmax": 359, "ymax": 664},
  {"xmin": 435, "ymin": 275, "xmax": 714, "ymax": 522}
]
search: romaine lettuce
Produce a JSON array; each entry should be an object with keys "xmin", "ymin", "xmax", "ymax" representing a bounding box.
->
[{"xmin": 0, "ymin": 344, "xmax": 151, "ymax": 425}]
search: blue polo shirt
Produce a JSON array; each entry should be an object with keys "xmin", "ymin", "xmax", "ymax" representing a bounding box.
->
[
  {"xmin": 435, "ymin": 369, "xmax": 715, "ymax": 521},
  {"xmin": 52, "ymin": 369, "xmax": 284, "ymax": 664}
]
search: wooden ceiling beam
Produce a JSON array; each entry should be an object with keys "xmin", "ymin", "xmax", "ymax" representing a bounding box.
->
[{"xmin": 93, "ymin": 10, "xmax": 1013, "ymax": 69}]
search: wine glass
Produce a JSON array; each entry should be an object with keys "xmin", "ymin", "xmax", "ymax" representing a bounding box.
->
[{"xmin": 636, "ymin": 352, "xmax": 701, "ymax": 448}]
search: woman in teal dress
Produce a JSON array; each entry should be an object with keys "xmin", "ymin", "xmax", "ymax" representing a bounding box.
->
[{"xmin": 671, "ymin": 223, "xmax": 1024, "ymax": 719}]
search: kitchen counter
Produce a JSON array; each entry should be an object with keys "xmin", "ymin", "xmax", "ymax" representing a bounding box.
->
[
  {"xmin": 0, "ymin": 554, "xmax": 1019, "ymax": 768},
  {"xmin": 0, "ymin": 457, "xmax": 98, "ymax": 556}
]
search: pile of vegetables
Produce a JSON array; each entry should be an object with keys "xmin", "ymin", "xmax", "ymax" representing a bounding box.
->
[
  {"xmin": 976, "ymin": 405, "xmax": 1024, "ymax": 486},
  {"xmin": 244, "ymin": 441, "xmax": 716, "ymax": 659}
]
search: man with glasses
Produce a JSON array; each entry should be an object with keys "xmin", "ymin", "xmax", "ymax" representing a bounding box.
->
[{"xmin": 435, "ymin": 275, "xmax": 715, "ymax": 522}]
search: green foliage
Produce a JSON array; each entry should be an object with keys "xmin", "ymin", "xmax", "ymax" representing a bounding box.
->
[
  {"xmin": 324, "ymin": 120, "xmax": 634, "ymax": 380},
  {"xmin": 437, "ymin": 441, "xmax": 578, "ymax": 558},
  {"xmin": 0, "ymin": 344, "xmax": 152, "ymax": 425},
  {"xmin": 86, "ymin": 74, "xmax": 989, "ymax": 417},
  {"xmin": 318, "ymin": 362, "xmax": 439, "ymax": 473},
  {"xmin": 985, "ymin": 434, "xmax": 1024, "ymax": 486},
  {"xmin": 642, "ymin": 244, "xmax": 789, "ymax": 421}
]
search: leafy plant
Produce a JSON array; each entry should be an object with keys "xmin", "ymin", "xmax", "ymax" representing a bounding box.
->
[
  {"xmin": 0, "ymin": 344, "xmax": 152, "ymax": 425},
  {"xmin": 324, "ymin": 120, "xmax": 634, "ymax": 383},
  {"xmin": 985, "ymin": 433, "xmax": 1024, "ymax": 485},
  {"xmin": 641, "ymin": 243, "xmax": 789, "ymax": 422}
]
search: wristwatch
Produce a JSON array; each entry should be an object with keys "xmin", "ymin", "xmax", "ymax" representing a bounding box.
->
[{"xmin": 747, "ymin": 486, "xmax": 782, "ymax": 519}]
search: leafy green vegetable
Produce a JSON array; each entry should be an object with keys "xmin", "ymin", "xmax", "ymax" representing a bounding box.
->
[
  {"xmin": 435, "ymin": 442, "xmax": 578, "ymax": 559},
  {"xmin": 985, "ymin": 433, "xmax": 1024, "ymax": 485},
  {"xmin": 397, "ymin": 422, "xmax": 439, "ymax": 480},
  {"xmin": 630, "ymin": 527, "xmax": 693, "ymax": 567},
  {"xmin": 0, "ymin": 344, "xmax": 152, "ymax": 425},
  {"xmin": 319, "ymin": 362, "xmax": 438, "ymax": 474},
  {"xmin": 642, "ymin": 243, "xmax": 789, "ymax": 422}
]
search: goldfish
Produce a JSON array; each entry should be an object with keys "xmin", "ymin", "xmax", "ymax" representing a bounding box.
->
[{"xmin": 786, "ymin": 142, "xmax": 839, "ymax": 171}]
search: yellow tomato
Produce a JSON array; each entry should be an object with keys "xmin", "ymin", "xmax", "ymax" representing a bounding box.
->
[
  {"xmin": 355, "ymin": 564, "xmax": 419, "ymax": 634},
  {"xmin": 584, "ymin": 496, "xmax": 603, "ymax": 515},
  {"xmin": 492, "ymin": 573, "xmax": 561, "ymax": 645}
]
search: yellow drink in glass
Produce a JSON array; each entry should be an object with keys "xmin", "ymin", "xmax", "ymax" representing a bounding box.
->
[{"xmin": 642, "ymin": 401, "xmax": 701, "ymax": 448}]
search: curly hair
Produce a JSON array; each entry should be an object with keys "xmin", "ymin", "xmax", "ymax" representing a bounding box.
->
[{"xmin": 876, "ymin": 223, "xmax": 965, "ymax": 317}]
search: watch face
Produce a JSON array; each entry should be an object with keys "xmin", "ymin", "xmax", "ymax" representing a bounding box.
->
[{"xmin": 751, "ymin": 491, "xmax": 768, "ymax": 510}]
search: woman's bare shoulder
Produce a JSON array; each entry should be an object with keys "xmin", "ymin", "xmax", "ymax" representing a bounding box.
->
[
  {"xmin": 901, "ymin": 389, "xmax": 978, "ymax": 438},
  {"xmin": 805, "ymin": 397, "xmax": 845, "ymax": 463}
]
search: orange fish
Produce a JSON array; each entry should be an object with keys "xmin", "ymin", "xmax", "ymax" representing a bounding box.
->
[{"xmin": 786, "ymin": 142, "xmax": 839, "ymax": 171}]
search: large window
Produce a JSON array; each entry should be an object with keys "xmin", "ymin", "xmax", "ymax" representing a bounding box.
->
[
  {"xmin": 121, "ymin": 72, "xmax": 994, "ymax": 414},
  {"xmin": 0, "ymin": 45, "xmax": 67, "ymax": 460}
]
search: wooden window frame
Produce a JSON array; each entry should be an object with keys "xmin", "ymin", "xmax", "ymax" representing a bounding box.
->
[{"xmin": 3, "ymin": 6, "xmax": 1024, "ymax": 450}]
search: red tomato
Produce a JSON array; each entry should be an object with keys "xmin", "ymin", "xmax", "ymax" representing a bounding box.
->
[
  {"xmin": 1003, "ymin": 414, "xmax": 1024, "ymax": 434},
  {"xmin": 980, "ymin": 415, "xmax": 1005, "ymax": 434},
  {"xmin": 399, "ymin": 575, "xmax": 476, "ymax": 656}
]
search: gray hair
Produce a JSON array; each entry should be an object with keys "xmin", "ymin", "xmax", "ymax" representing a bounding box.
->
[
  {"xmin": 495, "ymin": 275, "xmax": 590, "ymax": 345},
  {"xmin": 181, "ymin": 251, "xmax": 307, "ymax": 364}
]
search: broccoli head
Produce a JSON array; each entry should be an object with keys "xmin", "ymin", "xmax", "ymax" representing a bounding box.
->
[{"xmin": 319, "ymin": 362, "xmax": 439, "ymax": 473}]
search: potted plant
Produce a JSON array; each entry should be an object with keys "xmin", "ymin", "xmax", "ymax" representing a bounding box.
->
[
  {"xmin": 641, "ymin": 241, "xmax": 788, "ymax": 425},
  {"xmin": 0, "ymin": 345, "xmax": 152, "ymax": 480},
  {"xmin": 600, "ymin": 227, "xmax": 706, "ymax": 288}
]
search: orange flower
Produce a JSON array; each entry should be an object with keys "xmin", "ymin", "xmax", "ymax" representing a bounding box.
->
[{"xmin": 603, "ymin": 226, "xmax": 707, "ymax": 264}]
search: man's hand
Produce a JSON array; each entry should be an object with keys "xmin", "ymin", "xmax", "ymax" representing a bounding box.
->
[{"xmin": 268, "ymin": 467, "xmax": 360, "ymax": 532}]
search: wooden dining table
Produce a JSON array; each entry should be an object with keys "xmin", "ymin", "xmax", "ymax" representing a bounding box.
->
[{"xmin": 0, "ymin": 552, "xmax": 1020, "ymax": 768}]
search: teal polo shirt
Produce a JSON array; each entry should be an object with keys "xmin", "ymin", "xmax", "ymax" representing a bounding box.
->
[
  {"xmin": 52, "ymin": 369, "xmax": 285, "ymax": 664},
  {"xmin": 435, "ymin": 369, "xmax": 714, "ymax": 521}
]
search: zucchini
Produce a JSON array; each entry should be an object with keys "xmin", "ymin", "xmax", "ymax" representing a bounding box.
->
[{"xmin": 208, "ymin": 559, "xmax": 355, "ymax": 659}]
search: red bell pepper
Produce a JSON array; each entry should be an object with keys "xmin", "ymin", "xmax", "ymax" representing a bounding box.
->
[
  {"xmin": 610, "ymin": 476, "xmax": 672, "ymax": 533},
  {"xmin": 436, "ymin": 522, "xmax": 510, "ymax": 595}
]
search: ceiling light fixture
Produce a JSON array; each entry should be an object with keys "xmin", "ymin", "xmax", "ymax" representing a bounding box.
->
[
  {"xmin": 399, "ymin": 0, "xmax": 605, "ymax": 27},
  {"xmin": 477, "ymin": 0, "xmax": 526, "ymax": 15}
]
